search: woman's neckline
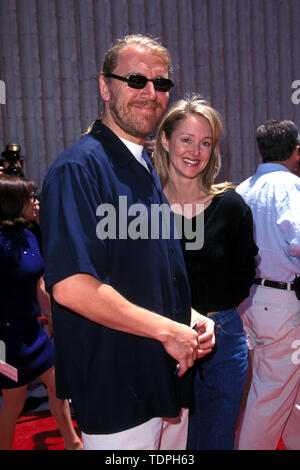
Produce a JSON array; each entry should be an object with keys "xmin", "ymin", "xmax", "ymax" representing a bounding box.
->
[{"xmin": 172, "ymin": 196, "xmax": 216, "ymax": 220}]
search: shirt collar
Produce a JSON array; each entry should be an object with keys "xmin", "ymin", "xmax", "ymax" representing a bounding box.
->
[
  {"xmin": 256, "ymin": 162, "xmax": 291, "ymax": 175},
  {"xmin": 89, "ymin": 120, "xmax": 150, "ymax": 170},
  {"xmin": 120, "ymin": 138, "xmax": 149, "ymax": 171}
]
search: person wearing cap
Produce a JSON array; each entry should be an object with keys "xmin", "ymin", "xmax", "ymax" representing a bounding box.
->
[{"xmin": 235, "ymin": 119, "xmax": 300, "ymax": 450}]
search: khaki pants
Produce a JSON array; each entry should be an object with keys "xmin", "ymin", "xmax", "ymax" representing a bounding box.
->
[{"xmin": 236, "ymin": 284, "xmax": 300, "ymax": 450}]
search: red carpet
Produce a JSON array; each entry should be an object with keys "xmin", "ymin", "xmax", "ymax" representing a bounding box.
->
[
  {"xmin": 12, "ymin": 409, "xmax": 285, "ymax": 450},
  {"xmin": 12, "ymin": 410, "xmax": 81, "ymax": 450}
]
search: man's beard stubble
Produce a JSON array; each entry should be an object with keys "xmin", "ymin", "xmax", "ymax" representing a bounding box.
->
[{"xmin": 109, "ymin": 99, "xmax": 164, "ymax": 139}]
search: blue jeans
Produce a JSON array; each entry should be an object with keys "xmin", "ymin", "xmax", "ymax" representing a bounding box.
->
[{"xmin": 187, "ymin": 308, "xmax": 248, "ymax": 450}]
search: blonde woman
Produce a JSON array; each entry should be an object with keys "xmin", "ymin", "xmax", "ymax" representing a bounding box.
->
[{"xmin": 154, "ymin": 95, "xmax": 258, "ymax": 450}]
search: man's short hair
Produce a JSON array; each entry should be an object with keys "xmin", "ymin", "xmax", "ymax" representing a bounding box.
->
[
  {"xmin": 256, "ymin": 119, "xmax": 299, "ymax": 162},
  {"xmin": 101, "ymin": 34, "xmax": 172, "ymax": 77}
]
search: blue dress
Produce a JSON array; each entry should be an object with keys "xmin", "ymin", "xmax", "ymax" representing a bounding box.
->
[{"xmin": 0, "ymin": 227, "xmax": 54, "ymax": 388}]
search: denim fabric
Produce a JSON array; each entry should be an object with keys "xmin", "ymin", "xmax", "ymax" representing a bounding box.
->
[{"xmin": 187, "ymin": 308, "xmax": 248, "ymax": 450}]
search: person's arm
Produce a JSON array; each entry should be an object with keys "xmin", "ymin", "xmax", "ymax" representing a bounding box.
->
[
  {"xmin": 277, "ymin": 182, "xmax": 300, "ymax": 258},
  {"xmin": 53, "ymin": 273, "xmax": 215, "ymax": 377},
  {"xmin": 37, "ymin": 277, "xmax": 53, "ymax": 336}
]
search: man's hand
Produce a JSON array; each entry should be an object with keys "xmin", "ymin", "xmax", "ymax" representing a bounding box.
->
[
  {"xmin": 160, "ymin": 321, "xmax": 199, "ymax": 378},
  {"xmin": 53, "ymin": 274, "xmax": 213, "ymax": 378},
  {"xmin": 191, "ymin": 309, "xmax": 216, "ymax": 358}
]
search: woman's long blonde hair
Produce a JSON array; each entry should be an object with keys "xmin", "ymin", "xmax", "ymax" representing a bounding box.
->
[{"xmin": 154, "ymin": 94, "xmax": 234, "ymax": 194}]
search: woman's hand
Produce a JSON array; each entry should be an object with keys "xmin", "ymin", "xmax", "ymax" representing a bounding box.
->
[{"xmin": 191, "ymin": 309, "xmax": 216, "ymax": 358}]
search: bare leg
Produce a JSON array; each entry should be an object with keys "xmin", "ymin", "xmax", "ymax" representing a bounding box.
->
[
  {"xmin": 0, "ymin": 385, "xmax": 27, "ymax": 450},
  {"xmin": 40, "ymin": 366, "xmax": 82, "ymax": 450}
]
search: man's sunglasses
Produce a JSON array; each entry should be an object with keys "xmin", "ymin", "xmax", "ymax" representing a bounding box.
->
[{"xmin": 103, "ymin": 73, "xmax": 174, "ymax": 92}]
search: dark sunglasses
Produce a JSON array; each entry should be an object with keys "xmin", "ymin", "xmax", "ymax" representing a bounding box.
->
[{"xmin": 103, "ymin": 73, "xmax": 174, "ymax": 92}]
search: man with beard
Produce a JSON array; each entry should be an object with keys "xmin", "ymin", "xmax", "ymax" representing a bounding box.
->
[{"xmin": 39, "ymin": 35, "xmax": 215, "ymax": 450}]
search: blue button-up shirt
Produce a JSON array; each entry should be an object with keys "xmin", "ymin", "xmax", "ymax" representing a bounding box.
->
[
  {"xmin": 236, "ymin": 163, "xmax": 300, "ymax": 282},
  {"xmin": 40, "ymin": 121, "xmax": 193, "ymax": 435}
]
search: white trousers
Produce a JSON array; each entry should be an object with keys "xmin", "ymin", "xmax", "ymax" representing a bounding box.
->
[
  {"xmin": 82, "ymin": 408, "xmax": 189, "ymax": 450},
  {"xmin": 236, "ymin": 284, "xmax": 300, "ymax": 450}
]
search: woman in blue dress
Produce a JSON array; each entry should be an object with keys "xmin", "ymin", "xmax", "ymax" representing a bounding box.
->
[{"xmin": 0, "ymin": 175, "xmax": 82, "ymax": 450}]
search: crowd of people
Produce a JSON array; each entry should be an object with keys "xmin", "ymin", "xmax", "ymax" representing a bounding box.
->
[{"xmin": 0, "ymin": 34, "xmax": 299, "ymax": 451}]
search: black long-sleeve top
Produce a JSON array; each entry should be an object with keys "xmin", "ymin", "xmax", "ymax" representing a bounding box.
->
[{"xmin": 175, "ymin": 189, "xmax": 258, "ymax": 315}]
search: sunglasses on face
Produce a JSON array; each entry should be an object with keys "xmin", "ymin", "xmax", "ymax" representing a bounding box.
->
[{"xmin": 103, "ymin": 73, "xmax": 174, "ymax": 92}]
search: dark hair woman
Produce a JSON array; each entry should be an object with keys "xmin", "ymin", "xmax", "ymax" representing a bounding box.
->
[{"xmin": 0, "ymin": 175, "xmax": 82, "ymax": 450}]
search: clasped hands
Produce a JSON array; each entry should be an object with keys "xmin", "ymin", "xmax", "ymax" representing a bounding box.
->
[{"xmin": 173, "ymin": 309, "xmax": 216, "ymax": 378}]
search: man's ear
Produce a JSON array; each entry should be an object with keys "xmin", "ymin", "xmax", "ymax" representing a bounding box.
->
[
  {"xmin": 295, "ymin": 145, "xmax": 300, "ymax": 165},
  {"xmin": 287, "ymin": 145, "xmax": 300, "ymax": 173},
  {"xmin": 161, "ymin": 131, "xmax": 169, "ymax": 152},
  {"xmin": 99, "ymin": 75, "xmax": 110, "ymax": 102},
  {"xmin": 291, "ymin": 145, "xmax": 300, "ymax": 163}
]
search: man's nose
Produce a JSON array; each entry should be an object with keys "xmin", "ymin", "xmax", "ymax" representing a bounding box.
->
[{"xmin": 140, "ymin": 80, "xmax": 157, "ymax": 100}]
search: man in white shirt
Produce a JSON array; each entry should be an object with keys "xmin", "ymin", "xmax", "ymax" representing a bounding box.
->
[{"xmin": 235, "ymin": 119, "xmax": 300, "ymax": 450}]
